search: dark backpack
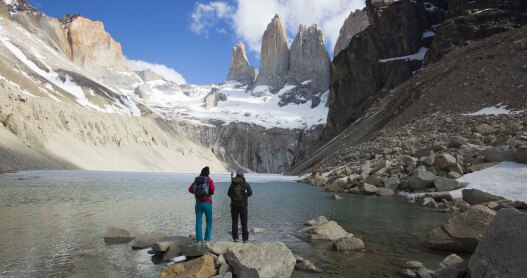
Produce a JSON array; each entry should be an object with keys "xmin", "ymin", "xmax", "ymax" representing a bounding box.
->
[
  {"xmin": 230, "ymin": 177, "xmax": 247, "ymax": 206},
  {"xmin": 193, "ymin": 176, "xmax": 210, "ymax": 201}
]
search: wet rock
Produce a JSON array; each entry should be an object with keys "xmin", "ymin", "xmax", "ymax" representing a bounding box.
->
[
  {"xmin": 447, "ymin": 172, "xmax": 462, "ymax": 179},
  {"xmin": 312, "ymin": 176, "xmax": 328, "ymax": 186},
  {"xmin": 162, "ymin": 244, "xmax": 183, "ymax": 262},
  {"xmin": 332, "ymin": 193, "xmax": 345, "ymax": 200},
  {"xmin": 376, "ymin": 187, "xmax": 394, "ymax": 196},
  {"xmin": 426, "ymin": 205, "xmax": 496, "ymax": 252},
  {"xmin": 131, "ymin": 232, "xmax": 166, "ymax": 249},
  {"xmin": 403, "ymin": 261, "xmax": 424, "ymax": 269},
  {"xmin": 434, "ymin": 177, "xmax": 462, "ymax": 192},
  {"xmin": 408, "ymin": 168, "xmax": 436, "ymax": 190},
  {"xmin": 304, "ymin": 216, "xmax": 329, "ymax": 227},
  {"xmin": 417, "ymin": 267, "xmax": 432, "ymax": 278},
  {"xmin": 425, "ymin": 192, "xmax": 453, "ymax": 202},
  {"xmin": 226, "ymin": 242, "xmax": 296, "ymax": 278},
  {"xmin": 423, "ymin": 197, "xmax": 438, "ymax": 208},
  {"xmin": 326, "ymin": 179, "xmax": 347, "ymax": 192},
  {"xmin": 362, "ymin": 183, "xmax": 378, "ymax": 195},
  {"xmin": 400, "ymin": 268, "xmax": 417, "ymax": 277},
  {"xmin": 434, "ymin": 254, "xmax": 467, "ymax": 278},
  {"xmin": 251, "ymin": 227, "xmax": 266, "ymax": 235},
  {"xmin": 383, "ymin": 176, "xmax": 400, "ymax": 191},
  {"xmin": 468, "ymin": 208, "xmax": 527, "ymax": 278},
  {"xmin": 462, "ymin": 189, "xmax": 504, "ymax": 205},
  {"xmin": 160, "ymin": 254, "xmax": 216, "ymax": 278},
  {"xmin": 296, "ymin": 221, "xmax": 352, "ymax": 241},
  {"xmin": 365, "ymin": 174, "xmax": 383, "ymax": 187},
  {"xmin": 295, "ymin": 258, "xmax": 324, "ymax": 273},
  {"xmin": 103, "ymin": 227, "xmax": 135, "ymax": 244},
  {"xmin": 334, "ymin": 236, "xmax": 364, "ymax": 251},
  {"xmin": 517, "ymin": 145, "xmax": 527, "ymax": 164}
]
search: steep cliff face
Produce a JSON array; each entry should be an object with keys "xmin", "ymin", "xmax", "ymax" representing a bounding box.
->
[
  {"xmin": 226, "ymin": 42, "xmax": 257, "ymax": 84},
  {"xmin": 254, "ymin": 14, "xmax": 290, "ymax": 93},
  {"xmin": 333, "ymin": 9, "xmax": 369, "ymax": 57},
  {"xmin": 288, "ymin": 24, "xmax": 331, "ymax": 92},
  {"xmin": 323, "ymin": 0, "xmax": 440, "ymax": 140},
  {"xmin": 61, "ymin": 15, "xmax": 128, "ymax": 72},
  {"xmin": 425, "ymin": 0, "xmax": 527, "ymax": 64},
  {"xmin": 170, "ymin": 120, "xmax": 324, "ymax": 173}
]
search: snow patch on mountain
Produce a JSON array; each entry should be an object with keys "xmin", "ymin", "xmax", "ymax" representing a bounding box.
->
[
  {"xmin": 379, "ymin": 47, "xmax": 428, "ymax": 62},
  {"xmin": 463, "ymin": 104, "xmax": 520, "ymax": 116}
]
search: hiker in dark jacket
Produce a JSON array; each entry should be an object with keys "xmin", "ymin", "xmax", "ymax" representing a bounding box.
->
[
  {"xmin": 188, "ymin": 166, "xmax": 215, "ymax": 242},
  {"xmin": 227, "ymin": 170, "xmax": 253, "ymax": 243}
]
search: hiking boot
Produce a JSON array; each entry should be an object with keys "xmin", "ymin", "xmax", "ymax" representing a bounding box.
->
[{"xmin": 243, "ymin": 240, "xmax": 248, "ymax": 243}]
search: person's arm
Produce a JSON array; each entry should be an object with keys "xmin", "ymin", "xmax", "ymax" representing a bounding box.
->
[
  {"xmin": 227, "ymin": 185, "xmax": 233, "ymax": 198},
  {"xmin": 208, "ymin": 178, "xmax": 215, "ymax": 195},
  {"xmin": 245, "ymin": 183, "xmax": 253, "ymax": 197},
  {"xmin": 188, "ymin": 183, "xmax": 194, "ymax": 194}
]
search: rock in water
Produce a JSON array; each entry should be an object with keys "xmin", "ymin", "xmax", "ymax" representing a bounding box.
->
[
  {"xmin": 426, "ymin": 205, "xmax": 496, "ymax": 252},
  {"xmin": 131, "ymin": 232, "xmax": 166, "ymax": 249},
  {"xmin": 434, "ymin": 254, "xmax": 467, "ymax": 278},
  {"xmin": 334, "ymin": 236, "xmax": 365, "ymax": 251},
  {"xmin": 103, "ymin": 227, "xmax": 135, "ymax": 244},
  {"xmin": 334, "ymin": 8, "xmax": 370, "ymax": 57},
  {"xmin": 408, "ymin": 168, "xmax": 436, "ymax": 190},
  {"xmin": 160, "ymin": 254, "xmax": 216, "ymax": 278},
  {"xmin": 304, "ymin": 216, "xmax": 329, "ymax": 227},
  {"xmin": 287, "ymin": 24, "xmax": 331, "ymax": 93},
  {"xmin": 162, "ymin": 244, "xmax": 183, "ymax": 262},
  {"xmin": 296, "ymin": 221, "xmax": 351, "ymax": 241},
  {"xmin": 226, "ymin": 42, "xmax": 257, "ymax": 84},
  {"xmin": 225, "ymin": 242, "xmax": 296, "ymax": 278},
  {"xmin": 434, "ymin": 177, "xmax": 462, "ymax": 192},
  {"xmin": 254, "ymin": 14, "xmax": 289, "ymax": 93},
  {"xmin": 468, "ymin": 208, "xmax": 527, "ymax": 278}
]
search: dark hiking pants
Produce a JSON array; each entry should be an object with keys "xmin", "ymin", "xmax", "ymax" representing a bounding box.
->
[{"xmin": 231, "ymin": 204, "xmax": 248, "ymax": 241}]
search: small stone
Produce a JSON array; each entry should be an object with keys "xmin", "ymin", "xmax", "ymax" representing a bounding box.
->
[
  {"xmin": 334, "ymin": 236, "xmax": 364, "ymax": 251},
  {"xmin": 332, "ymin": 193, "xmax": 344, "ymax": 200},
  {"xmin": 376, "ymin": 187, "xmax": 394, "ymax": 196},
  {"xmin": 362, "ymin": 183, "xmax": 378, "ymax": 195},
  {"xmin": 400, "ymin": 268, "xmax": 417, "ymax": 277},
  {"xmin": 251, "ymin": 227, "xmax": 266, "ymax": 234}
]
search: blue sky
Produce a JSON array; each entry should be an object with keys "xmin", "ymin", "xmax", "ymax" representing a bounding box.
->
[{"xmin": 28, "ymin": 0, "xmax": 365, "ymax": 85}]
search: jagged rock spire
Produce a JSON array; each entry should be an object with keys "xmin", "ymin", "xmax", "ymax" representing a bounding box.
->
[
  {"xmin": 254, "ymin": 14, "xmax": 290, "ymax": 93},
  {"xmin": 226, "ymin": 42, "xmax": 257, "ymax": 84},
  {"xmin": 334, "ymin": 9, "xmax": 370, "ymax": 57},
  {"xmin": 288, "ymin": 24, "xmax": 331, "ymax": 92}
]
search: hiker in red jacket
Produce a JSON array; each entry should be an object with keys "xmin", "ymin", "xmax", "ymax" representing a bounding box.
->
[{"xmin": 188, "ymin": 166, "xmax": 215, "ymax": 242}]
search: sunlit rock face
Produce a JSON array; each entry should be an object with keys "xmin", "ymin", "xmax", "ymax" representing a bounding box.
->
[
  {"xmin": 288, "ymin": 24, "xmax": 331, "ymax": 93},
  {"xmin": 226, "ymin": 42, "xmax": 257, "ymax": 85},
  {"xmin": 254, "ymin": 14, "xmax": 290, "ymax": 93},
  {"xmin": 333, "ymin": 8, "xmax": 369, "ymax": 58}
]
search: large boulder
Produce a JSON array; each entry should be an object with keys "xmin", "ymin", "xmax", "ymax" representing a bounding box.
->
[
  {"xmin": 468, "ymin": 209, "xmax": 527, "ymax": 278},
  {"xmin": 516, "ymin": 145, "xmax": 527, "ymax": 164},
  {"xmin": 182, "ymin": 243, "xmax": 211, "ymax": 257},
  {"xmin": 131, "ymin": 232, "xmax": 166, "ymax": 249},
  {"xmin": 160, "ymin": 254, "xmax": 216, "ymax": 278},
  {"xmin": 462, "ymin": 189, "xmax": 504, "ymax": 205},
  {"xmin": 433, "ymin": 254, "xmax": 468, "ymax": 278},
  {"xmin": 426, "ymin": 205, "xmax": 496, "ymax": 252},
  {"xmin": 226, "ymin": 42, "xmax": 257, "ymax": 84},
  {"xmin": 408, "ymin": 168, "xmax": 436, "ymax": 190},
  {"xmin": 478, "ymin": 146, "xmax": 517, "ymax": 163},
  {"xmin": 206, "ymin": 242, "xmax": 243, "ymax": 255},
  {"xmin": 383, "ymin": 176, "xmax": 400, "ymax": 191},
  {"xmin": 296, "ymin": 221, "xmax": 352, "ymax": 241},
  {"xmin": 326, "ymin": 179, "xmax": 347, "ymax": 192},
  {"xmin": 334, "ymin": 236, "xmax": 365, "ymax": 251},
  {"xmin": 304, "ymin": 216, "xmax": 329, "ymax": 227},
  {"xmin": 435, "ymin": 154, "xmax": 463, "ymax": 174},
  {"xmin": 103, "ymin": 227, "xmax": 135, "ymax": 244},
  {"xmin": 162, "ymin": 244, "xmax": 183, "ymax": 262},
  {"xmin": 376, "ymin": 187, "xmax": 395, "ymax": 196},
  {"xmin": 226, "ymin": 242, "xmax": 296, "ymax": 278},
  {"xmin": 434, "ymin": 177, "xmax": 462, "ymax": 192},
  {"xmin": 362, "ymin": 183, "xmax": 379, "ymax": 195}
]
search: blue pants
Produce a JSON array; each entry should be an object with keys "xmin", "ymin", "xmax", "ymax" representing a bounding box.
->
[{"xmin": 195, "ymin": 202, "xmax": 212, "ymax": 241}]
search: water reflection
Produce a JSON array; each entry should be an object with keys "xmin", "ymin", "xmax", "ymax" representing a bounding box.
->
[{"xmin": 0, "ymin": 171, "xmax": 455, "ymax": 277}]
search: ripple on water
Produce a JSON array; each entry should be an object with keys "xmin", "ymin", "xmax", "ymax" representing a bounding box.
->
[{"xmin": 0, "ymin": 171, "xmax": 456, "ymax": 277}]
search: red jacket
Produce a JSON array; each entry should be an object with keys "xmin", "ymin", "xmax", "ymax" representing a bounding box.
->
[{"xmin": 188, "ymin": 177, "xmax": 215, "ymax": 203}]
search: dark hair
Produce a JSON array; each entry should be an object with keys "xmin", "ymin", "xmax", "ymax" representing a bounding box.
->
[{"xmin": 200, "ymin": 166, "xmax": 210, "ymax": 177}]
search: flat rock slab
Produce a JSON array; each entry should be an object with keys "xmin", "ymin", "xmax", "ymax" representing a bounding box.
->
[
  {"xmin": 226, "ymin": 242, "xmax": 296, "ymax": 278},
  {"xmin": 296, "ymin": 221, "xmax": 352, "ymax": 241},
  {"xmin": 132, "ymin": 232, "xmax": 166, "ymax": 249},
  {"xmin": 160, "ymin": 254, "xmax": 215, "ymax": 278},
  {"xmin": 162, "ymin": 236, "xmax": 195, "ymax": 247},
  {"xmin": 104, "ymin": 227, "xmax": 135, "ymax": 244},
  {"xmin": 182, "ymin": 243, "xmax": 210, "ymax": 257}
]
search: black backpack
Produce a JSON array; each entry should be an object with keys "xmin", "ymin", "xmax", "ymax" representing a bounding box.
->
[
  {"xmin": 193, "ymin": 176, "xmax": 210, "ymax": 201},
  {"xmin": 230, "ymin": 176, "xmax": 247, "ymax": 206}
]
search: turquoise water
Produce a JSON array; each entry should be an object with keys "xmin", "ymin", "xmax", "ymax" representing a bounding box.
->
[{"xmin": 0, "ymin": 171, "xmax": 455, "ymax": 277}]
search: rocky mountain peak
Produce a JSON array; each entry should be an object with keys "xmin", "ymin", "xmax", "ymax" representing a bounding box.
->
[
  {"xmin": 59, "ymin": 14, "xmax": 82, "ymax": 26},
  {"xmin": 1, "ymin": 0, "xmax": 39, "ymax": 13},
  {"xmin": 254, "ymin": 13, "xmax": 290, "ymax": 93},
  {"xmin": 287, "ymin": 23, "xmax": 330, "ymax": 92},
  {"xmin": 226, "ymin": 41, "xmax": 257, "ymax": 84},
  {"xmin": 136, "ymin": 69, "xmax": 164, "ymax": 82},
  {"xmin": 334, "ymin": 9, "xmax": 369, "ymax": 57}
]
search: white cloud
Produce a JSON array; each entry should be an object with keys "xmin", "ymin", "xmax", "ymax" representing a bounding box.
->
[
  {"xmin": 190, "ymin": 1, "xmax": 234, "ymax": 36},
  {"xmin": 190, "ymin": 0, "xmax": 365, "ymax": 55},
  {"xmin": 126, "ymin": 58, "xmax": 187, "ymax": 84}
]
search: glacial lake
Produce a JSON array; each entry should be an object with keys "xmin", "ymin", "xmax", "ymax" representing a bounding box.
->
[{"xmin": 0, "ymin": 171, "xmax": 457, "ymax": 277}]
